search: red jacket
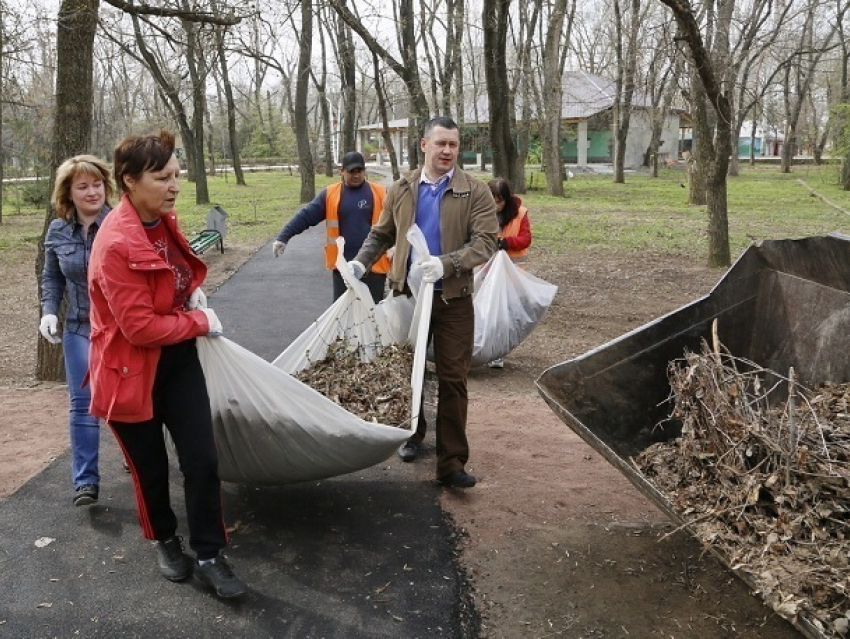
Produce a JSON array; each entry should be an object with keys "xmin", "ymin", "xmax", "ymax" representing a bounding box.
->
[
  {"xmin": 499, "ymin": 198, "xmax": 532, "ymax": 260},
  {"xmin": 87, "ymin": 194, "xmax": 211, "ymax": 423}
]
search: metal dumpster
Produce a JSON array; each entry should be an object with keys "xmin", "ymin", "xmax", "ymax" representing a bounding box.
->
[{"xmin": 536, "ymin": 234, "xmax": 850, "ymax": 639}]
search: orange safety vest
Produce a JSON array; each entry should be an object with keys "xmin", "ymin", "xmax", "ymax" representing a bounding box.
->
[
  {"xmin": 324, "ymin": 181, "xmax": 390, "ymax": 274},
  {"xmin": 499, "ymin": 206, "xmax": 529, "ymax": 262}
]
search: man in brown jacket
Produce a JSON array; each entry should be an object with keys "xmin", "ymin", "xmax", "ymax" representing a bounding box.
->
[{"xmin": 348, "ymin": 116, "xmax": 498, "ymax": 488}]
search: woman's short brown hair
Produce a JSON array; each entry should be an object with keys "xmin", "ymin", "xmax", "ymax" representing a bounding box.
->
[
  {"xmin": 113, "ymin": 129, "xmax": 177, "ymax": 193},
  {"xmin": 51, "ymin": 155, "xmax": 114, "ymax": 221}
]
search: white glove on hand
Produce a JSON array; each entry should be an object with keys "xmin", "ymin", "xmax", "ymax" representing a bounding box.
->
[
  {"xmin": 201, "ymin": 308, "xmax": 223, "ymax": 336},
  {"xmin": 272, "ymin": 241, "xmax": 286, "ymax": 258},
  {"xmin": 347, "ymin": 260, "xmax": 366, "ymax": 280},
  {"xmin": 187, "ymin": 287, "xmax": 207, "ymax": 310},
  {"xmin": 421, "ymin": 256, "xmax": 444, "ymax": 283},
  {"xmin": 39, "ymin": 314, "xmax": 62, "ymax": 344}
]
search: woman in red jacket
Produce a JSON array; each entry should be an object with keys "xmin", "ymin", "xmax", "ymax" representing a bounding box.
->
[
  {"xmin": 87, "ymin": 130, "xmax": 246, "ymax": 599},
  {"xmin": 487, "ymin": 178, "xmax": 533, "ymax": 368}
]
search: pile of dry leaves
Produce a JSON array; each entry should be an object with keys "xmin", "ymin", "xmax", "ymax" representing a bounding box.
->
[
  {"xmin": 634, "ymin": 340, "xmax": 850, "ymax": 637},
  {"xmin": 294, "ymin": 340, "xmax": 413, "ymax": 427}
]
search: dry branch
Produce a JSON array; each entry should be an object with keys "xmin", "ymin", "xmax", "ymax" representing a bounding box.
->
[{"xmin": 634, "ymin": 340, "xmax": 850, "ymax": 636}]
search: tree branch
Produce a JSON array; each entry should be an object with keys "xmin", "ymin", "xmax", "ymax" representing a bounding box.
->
[{"xmin": 101, "ymin": 0, "xmax": 242, "ymax": 25}]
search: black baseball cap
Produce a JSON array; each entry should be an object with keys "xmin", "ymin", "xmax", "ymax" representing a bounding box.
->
[{"xmin": 340, "ymin": 151, "xmax": 366, "ymax": 171}]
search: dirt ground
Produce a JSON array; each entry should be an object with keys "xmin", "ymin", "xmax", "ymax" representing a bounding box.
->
[{"xmin": 0, "ymin": 241, "xmax": 805, "ymax": 638}]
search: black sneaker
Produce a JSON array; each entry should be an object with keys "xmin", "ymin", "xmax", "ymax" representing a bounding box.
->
[
  {"xmin": 437, "ymin": 469, "xmax": 477, "ymax": 488},
  {"xmin": 156, "ymin": 536, "xmax": 193, "ymax": 582},
  {"xmin": 73, "ymin": 484, "xmax": 99, "ymax": 506},
  {"xmin": 398, "ymin": 440, "xmax": 420, "ymax": 462},
  {"xmin": 195, "ymin": 555, "xmax": 247, "ymax": 599}
]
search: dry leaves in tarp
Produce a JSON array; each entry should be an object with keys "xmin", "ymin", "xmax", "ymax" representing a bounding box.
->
[
  {"xmin": 633, "ymin": 339, "xmax": 850, "ymax": 637},
  {"xmin": 294, "ymin": 340, "xmax": 413, "ymax": 427}
]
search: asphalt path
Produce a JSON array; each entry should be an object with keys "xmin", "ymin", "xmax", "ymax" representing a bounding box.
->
[{"xmin": 0, "ymin": 216, "xmax": 472, "ymax": 637}]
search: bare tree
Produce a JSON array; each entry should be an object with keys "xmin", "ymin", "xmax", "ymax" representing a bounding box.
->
[
  {"xmin": 725, "ymin": 0, "xmax": 792, "ymax": 176},
  {"xmin": 214, "ymin": 20, "xmax": 245, "ymax": 185},
  {"xmin": 373, "ymin": 51, "xmax": 401, "ymax": 180},
  {"xmin": 180, "ymin": 0, "xmax": 211, "ymax": 203},
  {"xmin": 312, "ymin": 8, "xmax": 334, "ymax": 175},
  {"xmin": 660, "ymin": 0, "xmax": 733, "ymax": 267},
  {"xmin": 295, "ymin": 0, "xmax": 315, "ymax": 202},
  {"xmin": 509, "ymin": 0, "xmax": 542, "ymax": 192},
  {"xmin": 541, "ymin": 0, "xmax": 570, "ymax": 197},
  {"xmin": 334, "ymin": 7, "xmax": 357, "ymax": 153},
  {"xmin": 780, "ymin": 1, "xmax": 836, "ymax": 173},
  {"xmin": 612, "ymin": 0, "xmax": 641, "ymax": 183},
  {"xmin": 483, "ymin": 0, "xmax": 517, "ymax": 183},
  {"xmin": 328, "ymin": 0, "xmax": 430, "ymax": 169},
  {"xmin": 37, "ymin": 0, "xmax": 100, "ymax": 382}
]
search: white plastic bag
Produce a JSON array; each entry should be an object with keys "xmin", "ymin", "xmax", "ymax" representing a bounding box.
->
[{"xmin": 471, "ymin": 251, "xmax": 558, "ymax": 366}]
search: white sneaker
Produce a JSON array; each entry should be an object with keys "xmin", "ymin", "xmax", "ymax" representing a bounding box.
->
[{"xmin": 488, "ymin": 358, "xmax": 504, "ymax": 369}]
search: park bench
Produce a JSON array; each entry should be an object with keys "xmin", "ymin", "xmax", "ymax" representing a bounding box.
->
[{"xmin": 189, "ymin": 205, "xmax": 228, "ymax": 255}]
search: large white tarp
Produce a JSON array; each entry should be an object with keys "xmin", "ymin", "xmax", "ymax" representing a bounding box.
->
[
  {"xmin": 196, "ymin": 233, "xmax": 431, "ymax": 485},
  {"xmin": 197, "ymin": 336, "xmax": 411, "ymax": 485}
]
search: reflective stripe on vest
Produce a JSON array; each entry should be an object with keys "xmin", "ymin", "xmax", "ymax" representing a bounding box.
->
[
  {"xmin": 499, "ymin": 207, "xmax": 529, "ymax": 261},
  {"xmin": 324, "ymin": 181, "xmax": 391, "ymax": 274}
]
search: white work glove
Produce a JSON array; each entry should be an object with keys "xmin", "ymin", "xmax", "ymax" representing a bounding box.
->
[
  {"xmin": 420, "ymin": 256, "xmax": 444, "ymax": 283},
  {"xmin": 347, "ymin": 260, "xmax": 366, "ymax": 280},
  {"xmin": 272, "ymin": 241, "xmax": 286, "ymax": 258},
  {"xmin": 39, "ymin": 314, "xmax": 62, "ymax": 344},
  {"xmin": 187, "ymin": 287, "xmax": 207, "ymax": 310},
  {"xmin": 201, "ymin": 308, "xmax": 223, "ymax": 337}
]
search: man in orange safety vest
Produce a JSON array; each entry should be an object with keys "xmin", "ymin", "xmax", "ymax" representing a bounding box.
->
[{"xmin": 272, "ymin": 151, "xmax": 390, "ymax": 303}]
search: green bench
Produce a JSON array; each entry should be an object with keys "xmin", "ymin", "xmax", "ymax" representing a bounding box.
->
[
  {"xmin": 189, "ymin": 205, "xmax": 228, "ymax": 255},
  {"xmin": 189, "ymin": 229, "xmax": 224, "ymax": 255}
]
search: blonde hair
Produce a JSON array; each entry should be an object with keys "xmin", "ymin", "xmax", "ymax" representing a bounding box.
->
[{"xmin": 51, "ymin": 155, "xmax": 114, "ymax": 221}]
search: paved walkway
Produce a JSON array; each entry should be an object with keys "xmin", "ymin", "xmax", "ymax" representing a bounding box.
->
[{"xmin": 0, "ymin": 217, "xmax": 468, "ymax": 637}]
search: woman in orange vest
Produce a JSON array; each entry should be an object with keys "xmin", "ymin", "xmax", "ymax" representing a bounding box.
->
[{"xmin": 487, "ymin": 178, "xmax": 532, "ymax": 368}]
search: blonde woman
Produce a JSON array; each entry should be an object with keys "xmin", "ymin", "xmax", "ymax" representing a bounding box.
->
[{"xmin": 39, "ymin": 155, "xmax": 114, "ymax": 506}]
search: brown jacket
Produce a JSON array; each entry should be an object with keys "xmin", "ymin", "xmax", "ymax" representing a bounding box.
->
[{"xmin": 355, "ymin": 167, "xmax": 498, "ymax": 299}]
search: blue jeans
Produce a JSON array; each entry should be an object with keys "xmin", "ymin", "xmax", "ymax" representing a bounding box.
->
[{"xmin": 63, "ymin": 331, "xmax": 100, "ymax": 488}]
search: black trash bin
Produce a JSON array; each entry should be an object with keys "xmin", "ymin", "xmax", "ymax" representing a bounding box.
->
[{"xmin": 536, "ymin": 233, "xmax": 850, "ymax": 639}]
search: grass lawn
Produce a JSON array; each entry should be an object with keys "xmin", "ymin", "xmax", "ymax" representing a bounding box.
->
[
  {"xmin": 526, "ymin": 163, "xmax": 850, "ymax": 261},
  {"xmin": 3, "ymin": 163, "xmax": 850, "ymax": 266}
]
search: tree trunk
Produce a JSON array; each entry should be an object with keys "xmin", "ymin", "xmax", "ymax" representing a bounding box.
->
[
  {"xmin": 612, "ymin": 0, "xmax": 639, "ymax": 184},
  {"xmin": 688, "ymin": 78, "xmax": 709, "ymax": 206},
  {"xmin": 483, "ymin": 0, "xmax": 517, "ymax": 183},
  {"xmin": 319, "ymin": 88, "xmax": 334, "ymax": 175},
  {"xmin": 541, "ymin": 0, "xmax": 569, "ymax": 196},
  {"xmin": 661, "ymin": 0, "xmax": 732, "ymax": 266},
  {"xmin": 512, "ymin": 0, "xmax": 539, "ymax": 193},
  {"xmin": 373, "ymin": 52, "xmax": 400, "ymax": 181},
  {"xmin": 335, "ymin": 10, "xmax": 357, "ymax": 154},
  {"xmin": 296, "ymin": 0, "xmax": 315, "ymax": 202},
  {"xmin": 842, "ymin": 155, "xmax": 850, "ymax": 191},
  {"xmin": 182, "ymin": 11, "xmax": 209, "ymax": 204},
  {"xmin": 37, "ymin": 0, "xmax": 100, "ymax": 382},
  {"xmin": 706, "ymin": 159, "xmax": 731, "ymax": 266},
  {"xmin": 216, "ymin": 24, "xmax": 245, "ymax": 185}
]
